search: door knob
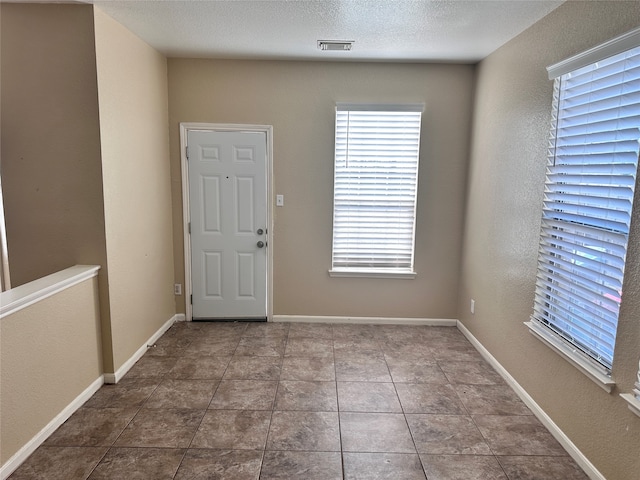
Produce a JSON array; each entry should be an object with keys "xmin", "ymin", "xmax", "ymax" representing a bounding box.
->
[
  {"xmin": 257, "ymin": 228, "xmax": 264, "ymax": 235},
  {"xmin": 257, "ymin": 241, "xmax": 265, "ymax": 248}
]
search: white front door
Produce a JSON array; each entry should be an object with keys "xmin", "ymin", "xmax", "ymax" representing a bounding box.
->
[{"xmin": 187, "ymin": 129, "xmax": 268, "ymax": 320}]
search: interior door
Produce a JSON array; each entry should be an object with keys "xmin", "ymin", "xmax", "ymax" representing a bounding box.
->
[{"xmin": 187, "ymin": 129, "xmax": 267, "ymax": 320}]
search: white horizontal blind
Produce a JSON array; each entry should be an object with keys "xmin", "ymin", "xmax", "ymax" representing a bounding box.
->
[
  {"xmin": 532, "ymin": 45, "xmax": 640, "ymax": 373},
  {"xmin": 331, "ymin": 106, "xmax": 422, "ymax": 272}
]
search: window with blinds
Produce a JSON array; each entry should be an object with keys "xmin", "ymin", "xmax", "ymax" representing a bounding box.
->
[
  {"xmin": 330, "ymin": 104, "xmax": 422, "ymax": 276},
  {"xmin": 529, "ymin": 41, "xmax": 640, "ymax": 376}
]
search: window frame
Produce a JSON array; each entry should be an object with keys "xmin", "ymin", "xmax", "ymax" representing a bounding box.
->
[
  {"xmin": 329, "ymin": 103, "xmax": 423, "ymax": 279},
  {"xmin": 526, "ymin": 27, "xmax": 640, "ymax": 391}
]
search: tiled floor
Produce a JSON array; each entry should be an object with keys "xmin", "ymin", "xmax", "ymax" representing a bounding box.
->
[{"xmin": 9, "ymin": 322, "xmax": 589, "ymax": 479}]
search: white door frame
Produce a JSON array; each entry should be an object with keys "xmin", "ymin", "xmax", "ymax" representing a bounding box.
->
[{"xmin": 180, "ymin": 122, "xmax": 274, "ymax": 322}]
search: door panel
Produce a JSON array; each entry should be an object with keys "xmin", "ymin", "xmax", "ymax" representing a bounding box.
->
[{"xmin": 188, "ymin": 129, "xmax": 267, "ymax": 320}]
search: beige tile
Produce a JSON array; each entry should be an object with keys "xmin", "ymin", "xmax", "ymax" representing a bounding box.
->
[
  {"xmin": 340, "ymin": 412, "xmax": 415, "ymax": 453},
  {"xmin": 395, "ymin": 383, "xmax": 466, "ymax": 414},
  {"xmin": 143, "ymin": 379, "xmax": 217, "ymax": 409},
  {"xmin": 114, "ymin": 409, "xmax": 205, "ymax": 448},
  {"xmin": 406, "ymin": 414, "xmax": 491, "ymax": 455},
  {"xmin": 191, "ymin": 410, "xmax": 271, "ymax": 450},
  {"xmin": 280, "ymin": 356, "xmax": 335, "ymax": 381},
  {"xmin": 260, "ymin": 451, "xmax": 342, "ymax": 480},
  {"xmin": 335, "ymin": 355, "xmax": 392, "ymax": 382},
  {"xmin": 497, "ymin": 456, "xmax": 589, "ymax": 479},
  {"xmin": 88, "ymin": 448, "xmax": 184, "ymax": 479},
  {"xmin": 209, "ymin": 380, "xmax": 278, "ymax": 410},
  {"xmin": 8, "ymin": 446, "xmax": 107, "ymax": 480},
  {"xmin": 337, "ymin": 382, "xmax": 402, "ymax": 412},
  {"xmin": 267, "ymin": 411, "xmax": 340, "ymax": 451},
  {"xmin": 343, "ymin": 453, "xmax": 426, "ymax": 480},
  {"xmin": 420, "ymin": 454, "xmax": 508, "ymax": 480},
  {"xmin": 473, "ymin": 415, "xmax": 568, "ymax": 456},
  {"xmin": 274, "ymin": 380, "xmax": 338, "ymax": 411},
  {"xmin": 175, "ymin": 450, "xmax": 263, "ymax": 480}
]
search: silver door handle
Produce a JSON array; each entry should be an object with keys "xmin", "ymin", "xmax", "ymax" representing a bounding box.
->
[{"xmin": 257, "ymin": 241, "xmax": 265, "ymax": 248}]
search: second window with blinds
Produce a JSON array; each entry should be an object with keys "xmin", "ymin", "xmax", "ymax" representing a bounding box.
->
[{"xmin": 330, "ymin": 104, "xmax": 423, "ymax": 278}]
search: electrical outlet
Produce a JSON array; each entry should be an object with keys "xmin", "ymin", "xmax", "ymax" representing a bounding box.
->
[
  {"xmin": 470, "ymin": 299, "xmax": 475, "ymax": 314},
  {"xmin": 174, "ymin": 283, "xmax": 182, "ymax": 295}
]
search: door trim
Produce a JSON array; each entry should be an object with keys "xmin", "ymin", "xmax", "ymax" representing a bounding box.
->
[{"xmin": 180, "ymin": 123, "xmax": 273, "ymax": 322}]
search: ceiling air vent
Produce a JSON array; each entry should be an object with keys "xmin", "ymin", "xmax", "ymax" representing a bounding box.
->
[{"xmin": 317, "ymin": 40, "xmax": 354, "ymax": 51}]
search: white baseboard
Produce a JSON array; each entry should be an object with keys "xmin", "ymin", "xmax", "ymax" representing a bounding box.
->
[
  {"xmin": 0, "ymin": 376, "xmax": 104, "ymax": 480},
  {"xmin": 272, "ymin": 315, "xmax": 457, "ymax": 326},
  {"xmin": 175, "ymin": 313, "xmax": 186, "ymax": 322},
  {"xmin": 456, "ymin": 321, "xmax": 605, "ymax": 480},
  {"xmin": 103, "ymin": 314, "xmax": 178, "ymax": 384}
]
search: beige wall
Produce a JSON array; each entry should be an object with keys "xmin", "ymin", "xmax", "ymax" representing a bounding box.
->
[
  {"xmin": 94, "ymin": 8, "xmax": 176, "ymax": 370},
  {"xmin": 0, "ymin": 4, "xmax": 111, "ymax": 304},
  {"xmin": 0, "ymin": 276, "xmax": 103, "ymax": 464},
  {"xmin": 458, "ymin": 2, "xmax": 640, "ymax": 479},
  {"xmin": 168, "ymin": 60, "xmax": 474, "ymax": 318}
]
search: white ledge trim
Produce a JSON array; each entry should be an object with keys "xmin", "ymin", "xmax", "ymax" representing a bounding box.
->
[
  {"xmin": 620, "ymin": 393, "xmax": 640, "ymax": 418},
  {"xmin": 0, "ymin": 265, "xmax": 100, "ymax": 319},
  {"xmin": 328, "ymin": 269, "xmax": 416, "ymax": 279},
  {"xmin": 525, "ymin": 321, "xmax": 615, "ymax": 393}
]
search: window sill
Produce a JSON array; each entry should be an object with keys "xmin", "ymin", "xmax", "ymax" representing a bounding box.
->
[
  {"xmin": 525, "ymin": 320, "xmax": 616, "ymax": 393},
  {"xmin": 620, "ymin": 393, "xmax": 640, "ymax": 419},
  {"xmin": 328, "ymin": 269, "xmax": 416, "ymax": 279}
]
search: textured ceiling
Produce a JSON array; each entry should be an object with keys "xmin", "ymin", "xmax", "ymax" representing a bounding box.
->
[{"xmin": 90, "ymin": 0, "xmax": 564, "ymax": 62}]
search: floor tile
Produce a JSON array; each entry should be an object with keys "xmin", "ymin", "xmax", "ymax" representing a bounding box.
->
[
  {"xmin": 332, "ymin": 324, "xmax": 378, "ymax": 341},
  {"xmin": 284, "ymin": 337, "xmax": 334, "ymax": 357},
  {"xmin": 224, "ymin": 356, "xmax": 282, "ymax": 380},
  {"xmin": 124, "ymin": 355, "xmax": 178, "ymax": 378},
  {"xmin": 420, "ymin": 454, "xmax": 508, "ymax": 480},
  {"xmin": 244, "ymin": 322, "xmax": 290, "ymax": 338},
  {"xmin": 87, "ymin": 447, "xmax": 184, "ymax": 479},
  {"xmin": 184, "ymin": 337, "xmax": 240, "ymax": 356},
  {"xmin": 335, "ymin": 355, "xmax": 392, "ymax": 382},
  {"xmin": 8, "ymin": 446, "xmax": 107, "ymax": 480},
  {"xmin": 439, "ymin": 361, "xmax": 504, "ymax": 385},
  {"xmin": 235, "ymin": 337, "xmax": 286, "ymax": 356},
  {"xmin": 473, "ymin": 415, "xmax": 568, "ymax": 456},
  {"xmin": 175, "ymin": 449, "xmax": 263, "ymax": 480},
  {"xmin": 280, "ymin": 356, "xmax": 335, "ymax": 381},
  {"xmin": 384, "ymin": 356, "xmax": 448, "ymax": 384},
  {"xmin": 209, "ymin": 380, "xmax": 278, "ymax": 410},
  {"xmin": 45, "ymin": 408, "xmax": 138, "ymax": 447},
  {"xmin": 497, "ymin": 455, "xmax": 589, "ymax": 479},
  {"xmin": 167, "ymin": 356, "xmax": 231, "ymax": 379},
  {"xmin": 260, "ymin": 451, "xmax": 342, "ymax": 480},
  {"xmin": 274, "ymin": 380, "xmax": 338, "ymax": 411},
  {"xmin": 455, "ymin": 384, "xmax": 531, "ymax": 415},
  {"xmin": 337, "ymin": 382, "xmax": 402, "ymax": 412},
  {"xmin": 146, "ymin": 334, "xmax": 192, "ymax": 356},
  {"xmin": 143, "ymin": 379, "xmax": 217, "ymax": 409},
  {"xmin": 287, "ymin": 323, "xmax": 333, "ymax": 339},
  {"xmin": 83, "ymin": 378, "xmax": 160, "ymax": 408},
  {"xmin": 340, "ymin": 412, "xmax": 415, "ymax": 453},
  {"xmin": 432, "ymin": 344, "xmax": 483, "ymax": 362},
  {"xmin": 395, "ymin": 383, "xmax": 466, "ymax": 414},
  {"xmin": 266, "ymin": 411, "xmax": 340, "ymax": 451},
  {"xmin": 343, "ymin": 452, "xmax": 426, "ymax": 480},
  {"xmin": 334, "ymin": 339, "xmax": 382, "ymax": 356},
  {"xmin": 114, "ymin": 408, "xmax": 204, "ymax": 448},
  {"xmin": 378, "ymin": 340, "xmax": 433, "ymax": 361},
  {"xmin": 191, "ymin": 410, "xmax": 271, "ymax": 450},
  {"xmin": 406, "ymin": 414, "xmax": 491, "ymax": 455}
]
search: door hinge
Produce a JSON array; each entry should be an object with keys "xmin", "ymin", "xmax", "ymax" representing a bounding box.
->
[
  {"xmin": 188, "ymin": 222, "xmax": 191, "ymax": 234},
  {"xmin": 185, "ymin": 146, "xmax": 189, "ymax": 160},
  {"xmin": 190, "ymin": 294, "xmax": 193, "ymax": 304}
]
